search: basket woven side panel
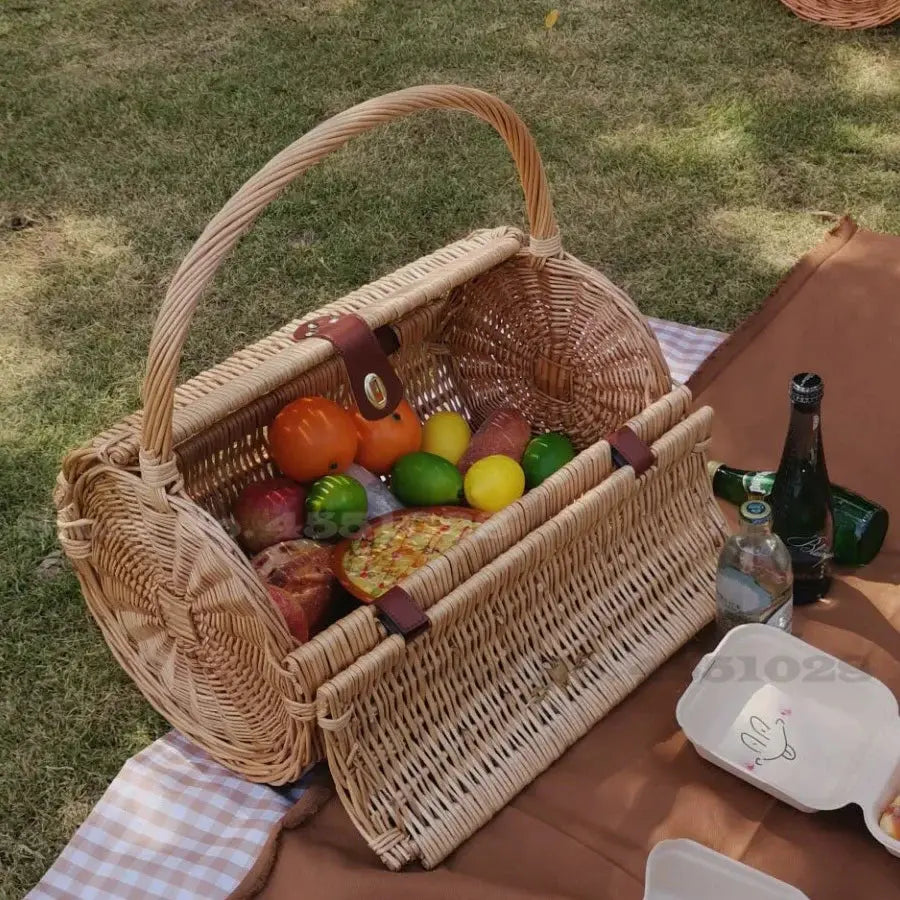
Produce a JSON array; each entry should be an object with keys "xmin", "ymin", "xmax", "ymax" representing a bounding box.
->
[
  {"xmin": 442, "ymin": 253, "xmax": 671, "ymax": 449},
  {"xmin": 177, "ymin": 248, "xmax": 672, "ymax": 524},
  {"xmin": 318, "ymin": 407, "xmax": 727, "ymax": 869},
  {"xmin": 59, "ymin": 466, "xmax": 314, "ymax": 781},
  {"xmin": 779, "ymin": 0, "xmax": 900, "ymax": 27}
]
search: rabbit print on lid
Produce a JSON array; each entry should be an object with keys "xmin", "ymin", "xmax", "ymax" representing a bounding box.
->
[
  {"xmin": 676, "ymin": 624, "xmax": 900, "ymax": 858},
  {"xmin": 741, "ymin": 715, "xmax": 797, "ymax": 768}
]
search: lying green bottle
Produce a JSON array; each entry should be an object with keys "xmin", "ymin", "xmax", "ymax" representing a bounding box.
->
[{"xmin": 708, "ymin": 461, "xmax": 889, "ymax": 567}]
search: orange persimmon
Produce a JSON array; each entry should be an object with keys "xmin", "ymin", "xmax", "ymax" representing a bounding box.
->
[
  {"xmin": 352, "ymin": 399, "xmax": 422, "ymax": 475},
  {"xmin": 268, "ymin": 396, "xmax": 358, "ymax": 482}
]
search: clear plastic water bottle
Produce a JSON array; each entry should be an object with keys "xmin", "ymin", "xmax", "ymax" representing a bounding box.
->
[{"xmin": 715, "ymin": 499, "xmax": 793, "ymax": 638}]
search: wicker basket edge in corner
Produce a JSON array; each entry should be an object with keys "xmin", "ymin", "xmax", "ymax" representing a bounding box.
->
[
  {"xmin": 54, "ymin": 85, "xmax": 723, "ymax": 804},
  {"xmin": 779, "ymin": 0, "xmax": 900, "ymax": 28}
]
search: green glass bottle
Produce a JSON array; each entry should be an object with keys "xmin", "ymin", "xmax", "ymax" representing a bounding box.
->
[{"xmin": 708, "ymin": 461, "xmax": 888, "ymax": 568}]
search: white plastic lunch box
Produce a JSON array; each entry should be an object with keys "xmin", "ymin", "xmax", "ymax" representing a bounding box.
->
[
  {"xmin": 643, "ymin": 839, "xmax": 809, "ymax": 899},
  {"xmin": 676, "ymin": 623, "xmax": 900, "ymax": 858}
]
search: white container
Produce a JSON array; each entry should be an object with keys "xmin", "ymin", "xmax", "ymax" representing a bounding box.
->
[
  {"xmin": 643, "ymin": 839, "xmax": 809, "ymax": 899},
  {"xmin": 676, "ymin": 623, "xmax": 900, "ymax": 858}
]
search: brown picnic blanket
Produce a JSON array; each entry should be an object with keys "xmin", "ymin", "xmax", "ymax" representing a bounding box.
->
[{"xmin": 239, "ymin": 217, "xmax": 900, "ymax": 899}]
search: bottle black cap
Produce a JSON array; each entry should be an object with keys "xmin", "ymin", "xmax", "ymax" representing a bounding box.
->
[{"xmin": 790, "ymin": 372, "xmax": 824, "ymax": 405}]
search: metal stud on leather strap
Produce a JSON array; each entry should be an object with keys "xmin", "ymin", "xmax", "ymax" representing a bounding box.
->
[
  {"xmin": 375, "ymin": 587, "xmax": 431, "ymax": 641},
  {"xmin": 293, "ymin": 314, "xmax": 404, "ymax": 420},
  {"xmin": 606, "ymin": 425, "xmax": 655, "ymax": 476}
]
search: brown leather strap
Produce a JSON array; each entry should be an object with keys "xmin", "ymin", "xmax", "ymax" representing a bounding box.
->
[
  {"xmin": 373, "ymin": 324, "xmax": 400, "ymax": 356},
  {"xmin": 374, "ymin": 587, "xmax": 430, "ymax": 641},
  {"xmin": 293, "ymin": 314, "xmax": 403, "ymax": 419},
  {"xmin": 607, "ymin": 426, "xmax": 654, "ymax": 477}
]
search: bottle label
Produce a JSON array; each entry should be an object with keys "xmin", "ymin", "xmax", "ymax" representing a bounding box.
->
[
  {"xmin": 785, "ymin": 535, "xmax": 834, "ymax": 562},
  {"xmin": 716, "ymin": 567, "xmax": 771, "ymax": 615},
  {"xmin": 716, "ymin": 569, "xmax": 793, "ymax": 633},
  {"xmin": 742, "ymin": 471, "xmax": 773, "ymax": 496}
]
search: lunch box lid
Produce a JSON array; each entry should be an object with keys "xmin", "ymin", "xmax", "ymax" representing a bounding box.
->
[
  {"xmin": 676, "ymin": 624, "xmax": 900, "ymax": 857},
  {"xmin": 643, "ymin": 839, "xmax": 809, "ymax": 899}
]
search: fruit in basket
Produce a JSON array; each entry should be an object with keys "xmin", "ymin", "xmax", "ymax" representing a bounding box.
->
[
  {"xmin": 458, "ymin": 407, "xmax": 531, "ymax": 474},
  {"xmin": 264, "ymin": 585, "xmax": 310, "ymax": 643},
  {"xmin": 521, "ymin": 433, "xmax": 575, "ymax": 488},
  {"xmin": 390, "ymin": 451, "xmax": 464, "ymax": 507},
  {"xmin": 268, "ymin": 396, "xmax": 357, "ymax": 482},
  {"xmin": 352, "ymin": 399, "xmax": 422, "ymax": 475},
  {"xmin": 306, "ymin": 474, "xmax": 368, "ymax": 539},
  {"xmin": 421, "ymin": 410, "xmax": 471, "ymax": 465},
  {"xmin": 463, "ymin": 454, "xmax": 526, "ymax": 513},
  {"xmin": 881, "ymin": 793, "xmax": 900, "ymax": 839},
  {"xmin": 232, "ymin": 478, "xmax": 307, "ymax": 553},
  {"xmin": 252, "ymin": 539, "xmax": 337, "ymax": 641},
  {"xmin": 335, "ymin": 508, "xmax": 488, "ymax": 601}
]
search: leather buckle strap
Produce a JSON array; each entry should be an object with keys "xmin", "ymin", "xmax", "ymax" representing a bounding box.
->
[
  {"xmin": 606, "ymin": 425, "xmax": 654, "ymax": 476},
  {"xmin": 293, "ymin": 314, "xmax": 403, "ymax": 420},
  {"xmin": 374, "ymin": 587, "xmax": 430, "ymax": 641}
]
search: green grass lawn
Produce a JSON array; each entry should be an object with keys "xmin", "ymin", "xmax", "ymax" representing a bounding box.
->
[{"xmin": 2, "ymin": 0, "xmax": 899, "ymax": 893}]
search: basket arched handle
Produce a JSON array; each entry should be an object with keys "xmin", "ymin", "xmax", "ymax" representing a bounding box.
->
[{"xmin": 141, "ymin": 84, "xmax": 561, "ymax": 464}]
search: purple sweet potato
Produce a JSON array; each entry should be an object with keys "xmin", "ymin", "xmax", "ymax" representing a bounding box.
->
[{"xmin": 458, "ymin": 408, "xmax": 531, "ymax": 474}]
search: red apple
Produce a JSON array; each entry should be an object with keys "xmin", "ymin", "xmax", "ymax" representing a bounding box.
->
[{"xmin": 234, "ymin": 478, "xmax": 306, "ymax": 553}]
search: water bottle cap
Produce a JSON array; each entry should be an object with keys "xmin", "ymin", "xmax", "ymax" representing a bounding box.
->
[
  {"xmin": 740, "ymin": 499, "xmax": 772, "ymax": 525},
  {"xmin": 790, "ymin": 372, "xmax": 824, "ymax": 405}
]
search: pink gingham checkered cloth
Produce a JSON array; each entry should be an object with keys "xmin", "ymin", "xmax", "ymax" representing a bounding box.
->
[
  {"xmin": 647, "ymin": 317, "xmax": 725, "ymax": 385},
  {"xmin": 29, "ymin": 318, "xmax": 726, "ymax": 900}
]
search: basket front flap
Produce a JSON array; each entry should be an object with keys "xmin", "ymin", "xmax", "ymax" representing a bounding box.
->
[
  {"xmin": 317, "ymin": 406, "xmax": 727, "ymax": 870},
  {"xmin": 283, "ymin": 389, "xmax": 693, "ymax": 738}
]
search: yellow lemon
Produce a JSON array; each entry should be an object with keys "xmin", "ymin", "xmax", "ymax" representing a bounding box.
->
[
  {"xmin": 464, "ymin": 454, "xmax": 525, "ymax": 513},
  {"xmin": 421, "ymin": 411, "xmax": 471, "ymax": 465}
]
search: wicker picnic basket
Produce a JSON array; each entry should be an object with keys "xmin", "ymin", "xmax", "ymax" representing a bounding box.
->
[
  {"xmin": 55, "ymin": 85, "xmax": 728, "ymax": 867},
  {"xmin": 778, "ymin": 0, "xmax": 900, "ymax": 27}
]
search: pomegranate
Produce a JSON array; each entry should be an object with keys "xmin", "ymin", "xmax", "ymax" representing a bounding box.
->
[
  {"xmin": 234, "ymin": 478, "xmax": 306, "ymax": 553},
  {"xmin": 265, "ymin": 584, "xmax": 309, "ymax": 643},
  {"xmin": 253, "ymin": 539, "xmax": 337, "ymax": 640}
]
